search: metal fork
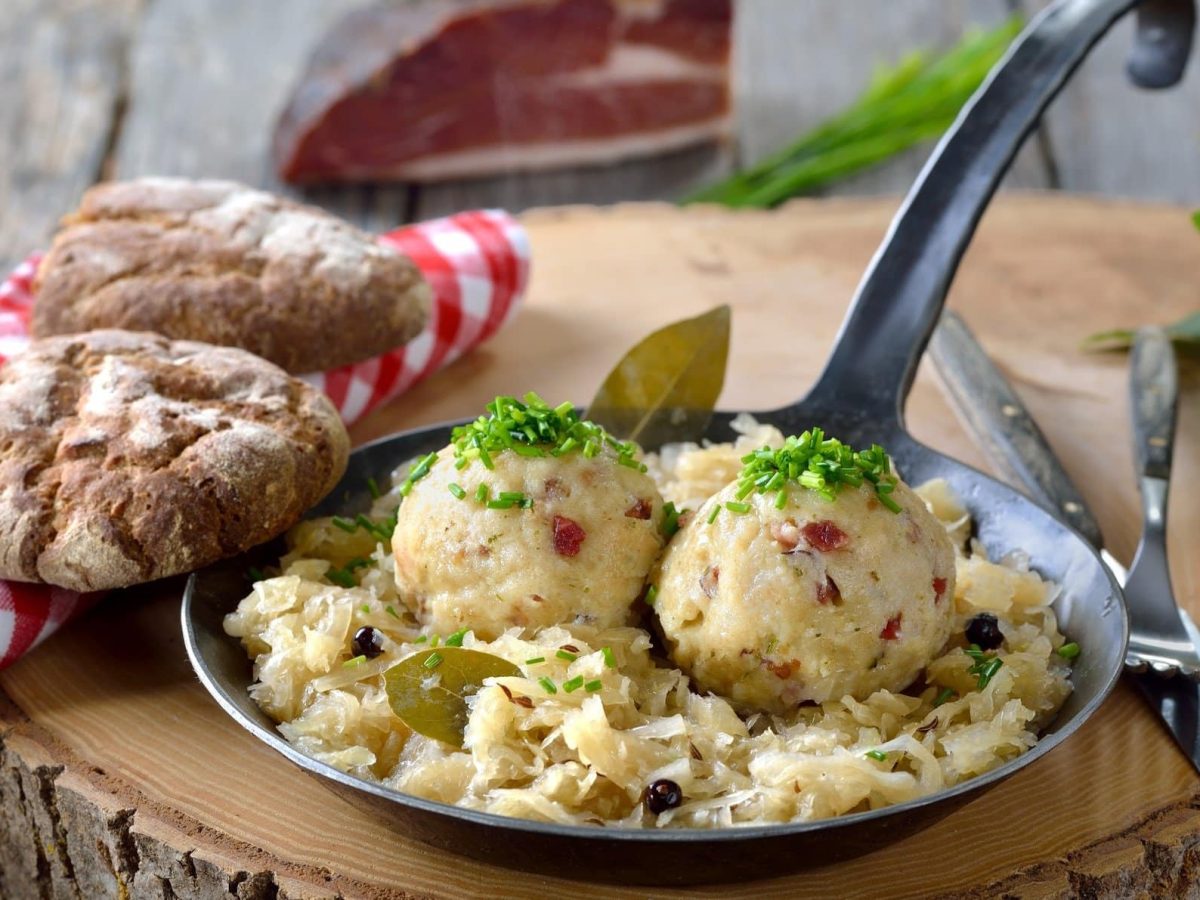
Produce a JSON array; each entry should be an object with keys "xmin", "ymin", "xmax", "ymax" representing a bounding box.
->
[
  {"xmin": 930, "ymin": 315, "xmax": 1199, "ymax": 676},
  {"xmin": 1123, "ymin": 327, "xmax": 1200, "ymax": 676}
]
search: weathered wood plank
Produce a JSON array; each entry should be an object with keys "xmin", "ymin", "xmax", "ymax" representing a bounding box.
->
[
  {"xmin": 2, "ymin": 197, "xmax": 1200, "ymax": 899},
  {"xmin": 0, "ymin": 0, "xmax": 142, "ymax": 274},
  {"xmin": 113, "ymin": 0, "xmax": 415, "ymax": 233},
  {"xmin": 1026, "ymin": 1, "xmax": 1200, "ymax": 203},
  {"xmin": 732, "ymin": 0, "xmax": 1054, "ymax": 195}
]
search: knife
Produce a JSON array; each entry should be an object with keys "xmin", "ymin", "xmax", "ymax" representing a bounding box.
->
[{"xmin": 929, "ymin": 312, "xmax": 1200, "ymax": 770}]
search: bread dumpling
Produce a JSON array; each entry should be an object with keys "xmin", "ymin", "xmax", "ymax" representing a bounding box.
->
[{"xmin": 652, "ymin": 443, "xmax": 955, "ymax": 714}]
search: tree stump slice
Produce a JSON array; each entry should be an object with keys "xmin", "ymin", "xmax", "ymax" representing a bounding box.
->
[{"xmin": 2, "ymin": 196, "xmax": 1199, "ymax": 899}]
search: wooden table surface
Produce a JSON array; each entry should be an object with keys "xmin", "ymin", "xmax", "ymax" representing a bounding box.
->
[{"xmin": 1, "ymin": 196, "xmax": 1199, "ymax": 899}]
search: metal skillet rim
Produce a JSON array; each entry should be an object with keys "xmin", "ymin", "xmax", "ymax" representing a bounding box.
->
[{"xmin": 181, "ymin": 412, "xmax": 1129, "ymax": 845}]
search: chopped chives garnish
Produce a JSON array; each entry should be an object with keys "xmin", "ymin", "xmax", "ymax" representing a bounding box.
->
[
  {"xmin": 976, "ymin": 658, "xmax": 1003, "ymax": 689},
  {"xmin": 385, "ymin": 605, "xmax": 400, "ymax": 619},
  {"xmin": 454, "ymin": 457, "xmax": 469, "ymax": 470},
  {"xmin": 329, "ymin": 513, "xmax": 396, "ymax": 542},
  {"xmin": 360, "ymin": 604, "xmax": 370, "ymax": 614},
  {"xmin": 525, "ymin": 656, "xmax": 545, "ymax": 665},
  {"xmin": 325, "ymin": 567, "xmax": 357, "ymax": 588},
  {"xmin": 367, "ymin": 477, "xmax": 381, "ymax": 500},
  {"xmin": 342, "ymin": 655, "xmax": 367, "ymax": 668},
  {"xmin": 538, "ymin": 676, "xmax": 558, "ymax": 695},
  {"xmin": 448, "ymin": 482, "xmax": 466, "ymax": 499},
  {"xmin": 499, "ymin": 491, "xmax": 525, "ymax": 502},
  {"xmin": 730, "ymin": 428, "xmax": 901, "ymax": 516},
  {"xmin": 1057, "ymin": 642, "xmax": 1081, "ymax": 660},
  {"xmin": 429, "ymin": 634, "xmax": 440, "ymax": 648},
  {"xmin": 487, "ymin": 498, "xmax": 515, "ymax": 510},
  {"xmin": 422, "ymin": 652, "xmax": 443, "ymax": 669},
  {"xmin": 725, "ymin": 501, "xmax": 751, "ymax": 514},
  {"xmin": 556, "ymin": 649, "xmax": 577, "ymax": 662},
  {"xmin": 933, "ymin": 687, "xmax": 956, "ymax": 707},
  {"xmin": 398, "ymin": 451, "xmax": 439, "ymax": 496},
  {"xmin": 645, "ymin": 585, "xmax": 658, "ymax": 606},
  {"xmin": 445, "ymin": 629, "xmax": 469, "ymax": 648},
  {"xmin": 601, "ymin": 647, "xmax": 616, "ymax": 668},
  {"xmin": 965, "ymin": 644, "xmax": 1004, "ymax": 689},
  {"xmin": 660, "ymin": 501, "xmax": 685, "ymax": 538},
  {"xmin": 449, "ymin": 393, "xmax": 644, "ymax": 482},
  {"xmin": 584, "ymin": 680, "xmax": 603, "ymax": 693},
  {"xmin": 865, "ymin": 749, "xmax": 888, "ymax": 761},
  {"xmin": 414, "ymin": 635, "xmax": 428, "ymax": 644},
  {"xmin": 707, "ymin": 504, "xmax": 721, "ymax": 524},
  {"xmin": 562, "ymin": 676, "xmax": 585, "ymax": 693},
  {"xmin": 475, "ymin": 484, "xmax": 489, "ymax": 503}
]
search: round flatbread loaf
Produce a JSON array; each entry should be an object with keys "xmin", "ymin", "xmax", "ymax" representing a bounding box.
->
[
  {"xmin": 30, "ymin": 177, "xmax": 432, "ymax": 374},
  {"xmin": 0, "ymin": 330, "xmax": 350, "ymax": 591}
]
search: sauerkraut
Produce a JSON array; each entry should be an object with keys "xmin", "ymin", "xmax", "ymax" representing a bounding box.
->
[{"xmin": 225, "ymin": 416, "xmax": 1074, "ymax": 828}]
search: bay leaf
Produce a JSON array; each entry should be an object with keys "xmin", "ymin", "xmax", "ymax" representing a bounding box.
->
[
  {"xmin": 586, "ymin": 304, "xmax": 731, "ymax": 449},
  {"xmin": 385, "ymin": 646, "xmax": 521, "ymax": 748},
  {"xmin": 1082, "ymin": 310, "xmax": 1200, "ymax": 352}
]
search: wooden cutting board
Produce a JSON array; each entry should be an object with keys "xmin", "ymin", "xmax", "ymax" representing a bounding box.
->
[{"xmin": 1, "ymin": 195, "xmax": 1198, "ymax": 900}]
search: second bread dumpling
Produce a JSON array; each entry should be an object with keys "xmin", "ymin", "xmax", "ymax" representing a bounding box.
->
[
  {"xmin": 652, "ymin": 433, "xmax": 956, "ymax": 714},
  {"xmin": 392, "ymin": 395, "xmax": 666, "ymax": 639}
]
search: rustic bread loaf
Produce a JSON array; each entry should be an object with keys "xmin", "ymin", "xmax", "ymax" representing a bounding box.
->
[
  {"xmin": 0, "ymin": 330, "xmax": 350, "ymax": 592},
  {"xmin": 30, "ymin": 178, "xmax": 431, "ymax": 374}
]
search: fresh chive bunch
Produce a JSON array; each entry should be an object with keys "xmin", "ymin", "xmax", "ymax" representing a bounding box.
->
[
  {"xmin": 727, "ymin": 428, "xmax": 901, "ymax": 517},
  {"xmin": 684, "ymin": 18, "xmax": 1022, "ymax": 208},
  {"xmin": 450, "ymin": 393, "xmax": 646, "ymax": 474}
]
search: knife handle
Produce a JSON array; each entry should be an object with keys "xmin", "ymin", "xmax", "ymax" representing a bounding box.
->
[
  {"xmin": 929, "ymin": 311, "xmax": 1105, "ymax": 549},
  {"xmin": 1130, "ymin": 327, "xmax": 1178, "ymax": 483}
]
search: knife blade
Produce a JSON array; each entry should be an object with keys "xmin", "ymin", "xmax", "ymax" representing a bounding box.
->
[{"xmin": 929, "ymin": 311, "xmax": 1200, "ymax": 771}]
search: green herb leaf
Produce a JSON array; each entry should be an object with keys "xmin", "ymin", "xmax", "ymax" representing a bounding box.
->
[
  {"xmin": 586, "ymin": 305, "xmax": 731, "ymax": 449},
  {"xmin": 1057, "ymin": 642, "xmax": 1081, "ymax": 660},
  {"xmin": 965, "ymin": 645, "xmax": 1004, "ymax": 689},
  {"xmin": 1082, "ymin": 310, "xmax": 1200, "ymax": 352},
  {"xmin": 384, "ymin": 647, "xmax": 521, "ymax": 748},
  {"xmin": 865, "ymin": 749, "xmax": 888, "ymax": 761},
  {"xmin": 660, "ymin": 501, "xmax": 685, "ymax": 539},
  {"xmin": 601, "ymin": 646, "xmax": 616, "ymax": 668},
  {"xmin": 933, "ymin": 687, "xmax": 956, "ymax": 708}
]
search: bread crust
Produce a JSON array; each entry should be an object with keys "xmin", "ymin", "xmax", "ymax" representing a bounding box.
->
[
  {"xmin": 0, "ymin": 330, "xmax": 350, "ymax": 591},
  {"xmin": 31, "ymin": 178, "xmax": 431, "ymax": 374}
]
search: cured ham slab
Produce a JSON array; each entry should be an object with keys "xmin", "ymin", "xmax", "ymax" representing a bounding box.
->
[{"xmin": 274, "ymin": 0, "xmax": 732, "ymax": 184}]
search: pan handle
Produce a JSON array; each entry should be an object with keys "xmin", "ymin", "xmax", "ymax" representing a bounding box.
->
[{"xmin": 797, "ymin": 0, "xmax": 1184, "ymax": 426}]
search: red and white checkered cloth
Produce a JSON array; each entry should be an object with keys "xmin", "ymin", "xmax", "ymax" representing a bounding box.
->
[{"xmin": 0, "ymin": 210, "xmax": 530, "ymax": 668}]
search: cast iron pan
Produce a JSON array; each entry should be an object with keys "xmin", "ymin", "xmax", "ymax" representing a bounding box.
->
[{"xmin": 183, "ymin": 0, "xmax": 1190, "ymax": 885}]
